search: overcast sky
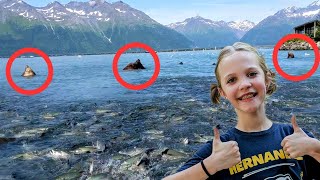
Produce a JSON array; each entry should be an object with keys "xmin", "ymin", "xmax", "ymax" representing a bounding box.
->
[{"xmin": 23, "ymin": 0, "xmax": 318, "ymax": 25}]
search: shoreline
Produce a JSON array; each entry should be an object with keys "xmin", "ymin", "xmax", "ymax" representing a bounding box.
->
[
  {"xmin": 280, "ymin": 40, "xmax": 320, "ymax": 51},
  {"xmin": 0, "ymin": 45, "xmax": 275, "ymax": 59},
  {"xmin": 4, "ymin": 42, "xmax": 320, "ymax": 59}
]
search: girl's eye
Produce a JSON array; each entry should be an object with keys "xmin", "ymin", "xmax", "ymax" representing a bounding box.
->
[
  {"xmin": 227, "ymin": 77, "xmax": 236, "ymax": 84},
  {"xmin": 248, "ymin": 72, "xmax": 258, "ymax": 77}
]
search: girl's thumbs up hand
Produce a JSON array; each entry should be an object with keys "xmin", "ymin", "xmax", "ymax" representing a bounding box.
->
[
  {"xmin": 281, "ymin": 115, "xmax": 311, "ymax": 158},
  {"xmin": 209, "ymin": 127, "xmax": 241, "ymax": 172}
]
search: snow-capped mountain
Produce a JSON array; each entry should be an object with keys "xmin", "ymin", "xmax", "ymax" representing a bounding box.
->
[
  {"xmin": 227, "ymin": 20, "xmax": 255, "ymax": 38},
  {"xmin": 228, "ymin": 20, "xmax": 255, "ymax": 32},
  {"xmin": 241, "ymin": 1, "xmax": 320, "ymax": 45},
  {"xmin": 168, "ymin": 16, "xmax": 229, "ymax": 29},
  {"xmin": 274, "ymin": 5, "xmax": 320, "ymax": 18},
  {"xmin": 0, "ymin": 0, "xmax": 192, "ymax": 57},
  {"xmin": 0, "ymin": 0, "xmax": 157, "ymax": 26},
  {"xmin": 167, "ymin": 16, "xmax": 254, "ymax": 47},
  {"xmin": 309, "ymin": 0, "xmax": 320, "ymax": 7},
  {"xmin": 0, "ymin": 0, "xmax": 46, "ymax": 21}
]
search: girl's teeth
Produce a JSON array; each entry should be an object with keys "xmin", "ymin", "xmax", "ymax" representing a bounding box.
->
[{"xmin": 242, "ymin": 94, "xmax": 254, "ymax": 100}]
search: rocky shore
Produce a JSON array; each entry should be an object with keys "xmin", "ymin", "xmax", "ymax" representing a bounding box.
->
[{"xmin": 280, "ymin": 40, "xmax": 320, "ymax": 50}]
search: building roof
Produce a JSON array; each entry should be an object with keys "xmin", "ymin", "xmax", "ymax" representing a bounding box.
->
[{"xmin": 294, "ymin": 19, "xmax": 320, "ymax": 29}]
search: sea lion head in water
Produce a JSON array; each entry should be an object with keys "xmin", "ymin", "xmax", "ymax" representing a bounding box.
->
[
  {"xmin": 21, "ymin": 65, "xmax": 36, "ymax": 77},
  {"xmin": 287, "ymin": 52, "xmax": 294, "ymax": 58},
  {"xmin": 123, "ymin": 59, "xmax": 146, "ymax": 70}
]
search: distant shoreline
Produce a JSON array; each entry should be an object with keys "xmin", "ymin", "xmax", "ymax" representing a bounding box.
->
[{"xmin": 0, "ymin": 45, "xmax": 275, "ymax": 59}]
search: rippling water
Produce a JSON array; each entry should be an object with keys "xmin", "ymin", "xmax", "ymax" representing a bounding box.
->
[{"xmin": 0, "ymin": 49, "xmax": 319, "ymax": 179}]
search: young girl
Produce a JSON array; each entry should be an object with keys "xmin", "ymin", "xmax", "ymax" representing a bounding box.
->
[{"xmin": 164, "ymin": 42, "xmax": 320, "ymax": 179}]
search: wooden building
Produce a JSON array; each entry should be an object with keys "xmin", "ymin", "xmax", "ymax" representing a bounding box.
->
[{"xmin": 294, "ymin": 20, "xmax": 320, "ymax": 38}]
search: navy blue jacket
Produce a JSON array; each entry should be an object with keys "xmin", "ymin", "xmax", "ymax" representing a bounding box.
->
[{"xmin": 178, "ymin": 123, "xmax": 320, "ymax": 179}]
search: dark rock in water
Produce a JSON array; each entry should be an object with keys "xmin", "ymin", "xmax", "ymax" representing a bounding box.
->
[
  {"xmin": 161, "ymin": 148, "xmax": 186, "ymax": 157},
  {"xmin": 0, "ymin": 137, "xmax": 16, "ymax": 144},
  {"xmin": 135, "ymin": 148, "xmax": 156, "ymax": 167},
  {"xmin": 21, "ymin": 65, "xmax": 36, "ymax": 77},
  {"xmin": 145, "ymin": 148, "xmax": 155, "ymax": 155},
  {"xmin": 123, "ymin": 59, "xmax": 146, "ymax": 70},
  {"xmin": 287, "ymin": 52, "xmax": 294, "ymax": 58},
  {"xmin": 179, "ymin": 62, "xmax": 183, "ymax": 65},
  {"xmin": 212, "ymin": 63, "xmax": 216, "ymax": 65},
  {"xmin": 137, "ymin": 153, "xmax": 150, "ymax": 167}
]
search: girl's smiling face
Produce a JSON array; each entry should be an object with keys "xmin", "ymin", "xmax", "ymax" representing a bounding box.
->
[{"xmin": 217, "ymin": 51, "xmax": 270, "ymax": 113}]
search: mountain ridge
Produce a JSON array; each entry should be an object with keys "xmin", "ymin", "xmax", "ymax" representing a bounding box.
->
[
  {"xmin": 0, "ymin": 0, "xmax": 193, "ymax": 57},
  {"xmin": 241, "ymin": 1, "xmax": 320, "ymax": 45},
  {"xmin": 167, "ymin": 16, "xmax": 255, "ymax": 48},
  {"xmin": 1, "ymin": 0, "xmax": 320, "ymax": 56}
]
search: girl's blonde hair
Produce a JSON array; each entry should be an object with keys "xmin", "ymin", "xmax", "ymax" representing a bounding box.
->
[{"xmin": 210, "ymin": 42, "xmax": 277, "ymax": 104}]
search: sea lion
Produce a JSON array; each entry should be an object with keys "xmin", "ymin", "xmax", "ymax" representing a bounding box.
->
[
  {"xmin": 21, "ymin": 65, "xmax": 36, "ymax": 77},
  {"xmin": 179, "ymin": 62, "xmax": 183, "ymax": 65},
  {"xmin": 287, "ymin": 52, "xmax": 294, "ymax": 58},
  {"xmin": 123, "ymin": 59, "xmax": 146, "ymax": 70}
]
